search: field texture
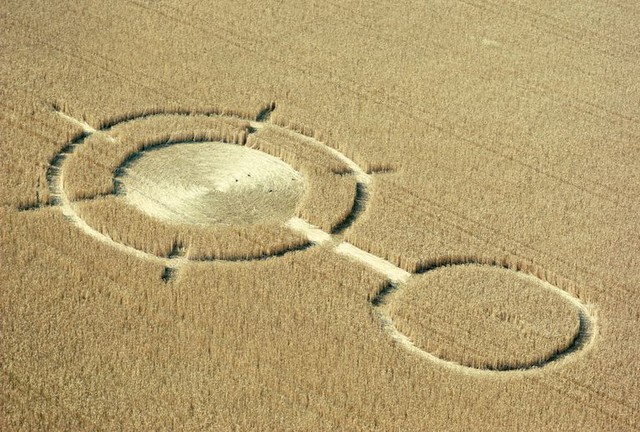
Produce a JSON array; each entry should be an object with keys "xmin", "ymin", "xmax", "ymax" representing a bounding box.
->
[{"xmin": 1, "ymin": 1, "xmax": 639, "ymax": 430}]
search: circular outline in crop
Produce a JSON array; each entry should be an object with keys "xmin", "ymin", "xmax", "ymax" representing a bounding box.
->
[
  {"xmin": 367, "ymin": 258, "xmax": 597, "ymax": 374},
  {"xmin": 46, "ymin": 107, "xmax": 372, "ymax": 269}
]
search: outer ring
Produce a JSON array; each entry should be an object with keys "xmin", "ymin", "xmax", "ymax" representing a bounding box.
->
[{"xmin": 47, "ymin": 110, "xmax": 372, "ymax": 269}]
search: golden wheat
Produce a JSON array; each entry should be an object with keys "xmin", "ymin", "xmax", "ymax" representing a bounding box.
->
[
  {"xmin": 2, "ymin": 1, "xmax": 639, "ymax": 430},
  {"xmin": 74, "ymin": 196, "xmax": 309, "ymax": 260}
]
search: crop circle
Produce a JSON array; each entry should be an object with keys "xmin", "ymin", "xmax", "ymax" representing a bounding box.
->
[
  {"xmin": 40, "ymin": 107, "xmax": 595, "ymax": 372},
  {"xmin": 47, "ymin": 110, "xmax": 367, "ymax": 266},
  {"xmin": 387, "ymin": 264, "xmax": 583, "ymax": 370}
]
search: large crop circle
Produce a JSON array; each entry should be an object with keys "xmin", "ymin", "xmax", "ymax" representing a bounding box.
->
[{"xmin": 48, "ymin": 109, "xmax": 369, "ymax": 266}]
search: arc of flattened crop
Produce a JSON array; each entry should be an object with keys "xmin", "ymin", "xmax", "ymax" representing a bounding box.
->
[
  {"xmin": 268, "ymin": 119, "xmax": 373, "ymax": 237},
  {"xmin": 45, "ymin": 116, "xmax": 190, "ymax": 272}
]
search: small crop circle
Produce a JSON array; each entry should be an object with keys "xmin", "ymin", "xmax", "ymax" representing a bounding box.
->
[{"xmin": 387, "ymin": 264, "xmax": 583, "ymax": 370}]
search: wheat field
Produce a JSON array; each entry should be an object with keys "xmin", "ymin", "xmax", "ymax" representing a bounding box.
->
[{"xmin": 1, "ymin": 1, "xmax": 639, "ymax": 431}]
